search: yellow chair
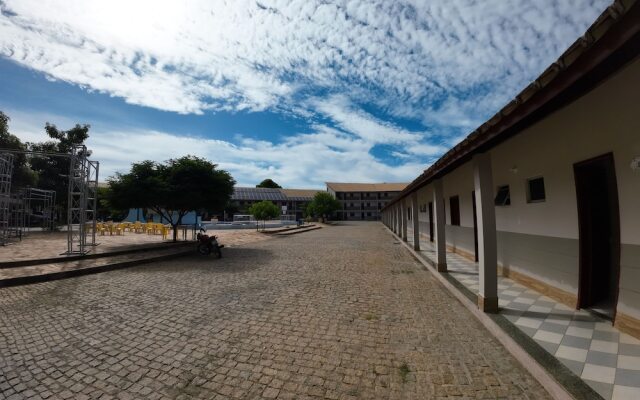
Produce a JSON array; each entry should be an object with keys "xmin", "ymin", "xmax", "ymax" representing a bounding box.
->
[
  {"xmin": 115, "ymin": 223, "xmax": 125, "ymax": 235},
  {"xmin": 161, "ymin": 225, "xmax": 171, "ymax": 240},
  {"xmin": 145, "ymin": 222, "xmax": 154, "ymax": 235},
  {"xmin": 96, "ymin": 223, "xmax": 107, "ymax": 236},
  {"xmin": 133, "ymin": 221, "xmax": 143, "ymax": 233}
]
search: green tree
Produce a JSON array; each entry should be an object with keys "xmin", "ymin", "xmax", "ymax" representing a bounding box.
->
[
  {"xmin": 28, "ymin": 123, "xmax": 90, "ymax": 213},
  {"xmin": 108, "ymin": 156, "xmax": 235, "ymax": 241},
  {"xmin": 256, "ymin": 178, "xmax": 282, "ymax": 188},
  {"xmin": 0, "ymin": 111, "xmax": 37, "ymax": 189},
  {"xmin": 248, "ymin": 200, "xmax": 280, "ymax": 230},
  {"xmin": 96, "ymin": 186, "xmax": 126, "ymax": 221},
  {"xmin": 306, "ymin": 192, "xmax": 341, "ymax": 222}
]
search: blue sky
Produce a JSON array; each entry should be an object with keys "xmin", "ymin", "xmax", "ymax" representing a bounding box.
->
[{"xmin": 0, "ymin": 0, "xmax": 609, "ymax": 188}]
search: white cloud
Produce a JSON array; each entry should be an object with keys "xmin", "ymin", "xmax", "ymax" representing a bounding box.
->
[
  {"xmin": 0, "ymin": 0, "xmax": 609, "ymax": 119},
  {"xmin": 5, "ymin": 108, "xmax": 422, "ymax": 187},
  {"xmin": 0, "ymin": 0, "xmax": 611, "ymax": 184}
]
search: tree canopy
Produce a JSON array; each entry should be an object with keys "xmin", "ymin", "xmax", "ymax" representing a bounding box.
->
[
  {"xmin": 248, "ymin": 200, "xmax": 280, "ymax": 230},
  {"xmin": 256, "ymin": 178, "xmax": 281, "ymax": 189},
  {"xmin": 305, "ymin": 192, "xmax": 341, "ymax": 221},
  {"xmin": 108, "ymin": 156, "xmax": 235, "ymax": 241},
  {"xmin": 0, "ymin": 111, "xmax": 37, "ymax": 188},
  {"xmin": 28, "ymin": 123, "xmax": 90, "ymax": 209}
]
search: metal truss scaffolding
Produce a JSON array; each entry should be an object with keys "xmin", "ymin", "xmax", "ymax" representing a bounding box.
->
[
  {"xmin": 0, "ymin": 146, "xmax": 99, "ymax": 254},
  {"xmin": 0, "ymin": 152, "xmax": 14, "ymax": 245},
  {"xmin": 23, "ymin": 188, "xmax": 57, "ymax": 232},
  {"xmin": 67, "ymin": 144, "xmax": 99, "ymax": 255},
  {"xmin": 7, "ymin": 190, "xmax": 25, "ymax": 240}
]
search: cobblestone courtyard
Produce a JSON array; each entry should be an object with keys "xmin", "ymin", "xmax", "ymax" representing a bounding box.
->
[{"xmin": 0, "ymin": 222, "xmax": 551, "ymax": 399}]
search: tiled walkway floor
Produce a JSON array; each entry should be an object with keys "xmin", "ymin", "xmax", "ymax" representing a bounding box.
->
[{"xmin": 406, "ymin": 231, "xmax": 640, "ymax": 400}]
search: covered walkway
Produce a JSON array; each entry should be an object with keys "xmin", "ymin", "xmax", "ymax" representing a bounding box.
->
[{"xmin": 404, "ymin": 227, "xmax": 640, "ymax": 400}]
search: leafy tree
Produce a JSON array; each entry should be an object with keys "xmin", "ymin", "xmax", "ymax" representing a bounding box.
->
[
  {"xmin": 248, "ymin": 200, "xmax": 280, "ymax": 230},
  {"xmin": 256, "ymin": 178, "xmax": 282, "ymax": 189},
  {"xmin": 108, "ymin": 156, "xmax": 235, "ymax": 241},
  {"xmin": 28, "ymin": 123, "xmax": 90, "ymax": 212},
  {"xmin": 96, "ymin": 186, "xmax": 126, "ymax": 221},
  {"xmin": 306, "ymin": 192, "xmax": 341, "ymax": 222},
  {"xmin": 0, "ymin": 111, "xmax": 37, "ymax": 189}
]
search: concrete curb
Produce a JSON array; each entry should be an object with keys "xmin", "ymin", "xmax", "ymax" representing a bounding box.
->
[
  {"xmin": 0, "ymin": 249, "xmax": 192, "ymax": 288},
  {"xmin": 275, "ymin": 226, "xmax": 322, "ymax": 236},
  {"xmin": 0, "ymin": 241, "xmax": 195, "ymax": 269},
  {"xmin": 262, "ymin": 224, "xmax": 317, "ymax": 234},
  {"xmin": 383, "ymin": 224, "xmax": 574, "ymax": 400}
]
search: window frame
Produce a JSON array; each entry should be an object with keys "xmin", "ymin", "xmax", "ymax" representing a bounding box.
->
[
  {"xmin": 449, "ymin": 195, "xmax": 461, "ymax": 226},
  {"xmin": 494, "ymin": 185, "xmax": 511, "ymax": 206},
  {"xmin": 526, "ymin": 176, "xmax": 546, "ymax": 203}
]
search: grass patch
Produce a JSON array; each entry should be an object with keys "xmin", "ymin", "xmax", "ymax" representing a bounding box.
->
[
  {"xmin": 398, "ymin": 363, "xmax": 410, "ymax": 383},
  {"xmin": 363, "ymin": 313, "xmax": 379, "ymax": 321}
]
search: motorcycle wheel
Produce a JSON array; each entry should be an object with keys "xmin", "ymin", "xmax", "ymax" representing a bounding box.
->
[
  {"xmin": 213, "ymin": 247, "xmax": 222, "ymax": 259},
  {"xmin": 197, "ymin": 243, "xmax": 211, "ymax": 255}
]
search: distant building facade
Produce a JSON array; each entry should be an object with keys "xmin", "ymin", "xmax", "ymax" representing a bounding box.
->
[
  {"xmin": 326, "ymin": 182, "xmax": 408, "ymax": 221},
  {"xmin": 231, "ymin": 187, "xmax": 321, "ymax": 220}
]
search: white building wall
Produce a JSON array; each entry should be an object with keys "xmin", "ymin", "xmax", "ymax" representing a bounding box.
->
[
  {"xmin": 416, "ymin": 185, "xmax": 433, "ymax": 238},
  {"xmin": 422, "ymin": 57, "xmax": 640, "ymax": 319},
  {"xmin": 386, "ymin": 57, "xmax": 639, "ymax": 322},
  {"xmin": 488, "ymin": 56, "xmax": 640, "ymax": 318}
]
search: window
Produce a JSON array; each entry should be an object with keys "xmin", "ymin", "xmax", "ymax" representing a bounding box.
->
[
  {"xmin": 367, "ymin": 212, "xmax": 371, "ymax": 217},
  {"xmin": 494, "ymin": 185, "xmax": 511, "ymax": 206},
  {"xmin": 449, "ymin": 196, "xmax": 460, "ymax": 226},
  {"xmin": 527, "ymin": 177, "xmax": 546, "ymax": 203},
  {"xmin": 350, "ymin": 213, "xmax": 354, "ymax": 217}
]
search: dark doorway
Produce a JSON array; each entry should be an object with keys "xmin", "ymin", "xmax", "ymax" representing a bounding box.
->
[
  {"xmin": 574, "ymin": 153, "xmax": 620, "ymax": 321},
  {"xmin": 472, "ymin": 191, "xmax": 479, "ymax": 262},
  {"xmin": 428, "ymin": 202, "xmax": 434, "ymax": 242}
]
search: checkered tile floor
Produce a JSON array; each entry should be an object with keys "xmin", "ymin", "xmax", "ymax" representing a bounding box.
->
[{"xmin": 407, "ymin": 233, "xmax": 640, "ymax": 400}]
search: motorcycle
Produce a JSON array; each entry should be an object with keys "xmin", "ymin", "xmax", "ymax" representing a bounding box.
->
[{"xmin": 196, "ymin": 227, "xmax": 224, "ymax": 258}]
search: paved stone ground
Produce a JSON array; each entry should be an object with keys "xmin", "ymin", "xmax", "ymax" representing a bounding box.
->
[
  {"xmin": 0, "ymin": 229, "xmax": 272, "ymax": 263},
  {"xmin": 0, "ymin": 222, "xmax": 551, "ymax": 399}
]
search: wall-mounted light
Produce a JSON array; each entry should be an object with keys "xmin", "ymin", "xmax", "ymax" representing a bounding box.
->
[
  {"xmin": 509, "ymin": 166, "xmax": 518, "ymax": 174},
  {"xmin": 631, "ymin": 156, "xmax": 640, "ymax": 171}
]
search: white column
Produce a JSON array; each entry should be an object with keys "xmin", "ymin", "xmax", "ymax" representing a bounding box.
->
[
  {"xmin": 433, "ymin": 179, "xmax": 447, "ymax": 272},
  {"xmin": 411, "ymin": 191, "xmax": 420, "ymax": 251},
  {"xmin": 474, "ymin": 152, "xmax": 498, "ymax": 313},
  {"xmin": 401, "ymin": 198, "xmax": 408, "ymax": 241}
]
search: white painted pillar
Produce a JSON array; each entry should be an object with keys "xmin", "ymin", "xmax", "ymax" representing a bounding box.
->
[
  {"xmin": 474, "ymin": 152, "xmax": 498, "ymax": 313},
  {"xmin": 433, "ymin": 179, "xmax": 447, "ymax": 272},
  {"xmin": 401, "ymin": 198, "xmax": 408, "ymax": 241},
  {"xmin": 411, "ymin": 191, "xmax": 420, "ymax": 251}
]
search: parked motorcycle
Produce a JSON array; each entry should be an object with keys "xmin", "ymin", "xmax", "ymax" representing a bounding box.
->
[{"xmin": 196, "ymin": 227, "xmax": 224, "ymax": 258}]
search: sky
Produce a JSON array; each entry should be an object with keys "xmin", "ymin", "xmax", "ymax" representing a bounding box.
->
[{"xmin": 0, "ymin": 0, "xmax": 610, "ymax": 188}]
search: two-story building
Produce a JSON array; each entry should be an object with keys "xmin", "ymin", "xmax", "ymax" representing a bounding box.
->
[{"xmin": 326, "ymin": 182, "xmax": 408, "ymax": 221}]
